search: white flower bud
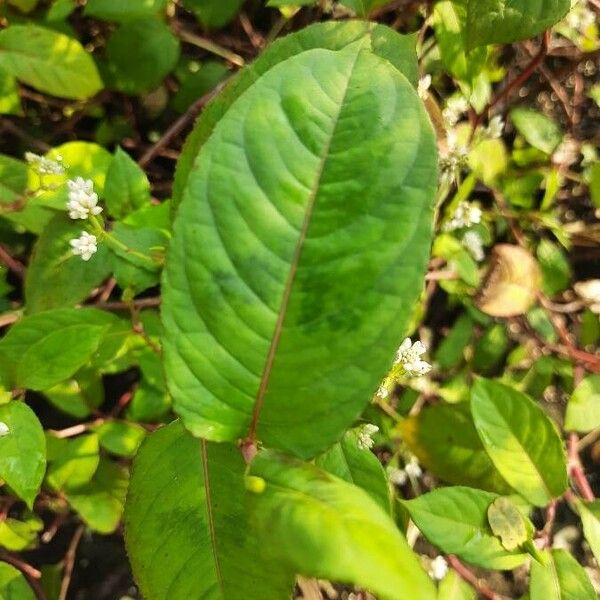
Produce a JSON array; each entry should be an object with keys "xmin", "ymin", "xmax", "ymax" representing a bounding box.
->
[
  {"xmin": 357, "ymin": 424, "xmax": 379, "ymax": 451},
  {"xmin": 66, "ymin": 177, "xmax": 102, "ymax": 220},
  {"xmin": 418, "ymin": 75, "xmax": 432, "ymax": 99},
  {"xmin": 0, "ymin": 421, "xmax": 9, "ymax": 437},
  {"xmin": 429, "ymin": 556, "xmax": 449, "ymax": 581},
  {"xmin": 462, "ymin": 231, "xmax": 485, "ymax": 262},
  {"xmin": 394, "ymin": 338, "xmax": 432, "ymax": 377},
  {"xmin": 443, "ymin": 201, "xmax": 482, "ymax": 232},
  {"xmin": 70, "ymin": 231, "xmax": 98, "ymax": 261},
  {"xmin": 25, "ymin": 152, "xmax": 64, "ymax": 175}
]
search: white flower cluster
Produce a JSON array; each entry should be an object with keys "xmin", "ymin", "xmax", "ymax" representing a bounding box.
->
[
  {"xmin": 357, "ymin": 424, "xmax": 379, "ymax": 451},
  {"xmin": 462, "ymin": 230, "xmax": 485, "ymax": 261},
  {"xmin": 443, "ymin": 201, "xmax": 482, "ymax": 232},
  {"xmin": 394, "ymin": 338, "xmax": 431, "ymax": 377},
  {"xmin": 483, "ymin": 115, "xmax": 505, "ymax": 140},
  {"xmin": 389, "ymin": 456, "xmax": 423, "ymax": 486},
  {"xmin": 417, "ymin": 75, "xmax": 432, "ymax": 100},
  {"xmin": 70, "ymin": 231, "xmax": 98, "ymax": 261},
  {"xmin": 439, "ymin": 130, "xmax": 470, "ymax": 187},
  {"xmin": 443, "ymin": 96, "xmax": 469, "ymax": 127},
  {"xmin": 376, "ymin": 384, "xmax": 389, "ymax": 399},
  {"xmin": 67, "ymin": 177, "xmax": 102, "ymax": 220},
  {"xmin": 429, "ymin": 556, "xmax": 449, "ymax": 581},
  {"xmin": 0, "ymin": 421, "xmax": 9, "ymax": 437},
  {"xmin": 25, "ymin": 151, "xmax": 64, "ymax": 175}
]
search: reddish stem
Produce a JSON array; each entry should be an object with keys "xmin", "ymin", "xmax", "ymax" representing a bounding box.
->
[
  {"xmin": 568, "ymin": 433, "xmax": 595, "ymax": 501},
  {"xmin": 447, "ymin": 555, "xmax": 503, "ymax": 600}
]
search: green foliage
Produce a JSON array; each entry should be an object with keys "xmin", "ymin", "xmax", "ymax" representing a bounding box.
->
[
  {"xmin": 248, "ymin": 450, "xmax": 437, "ymax": 599},
  {"xmin": 565, "ymin": 374, "xmax": 600, "ymax": 432},
  {"xmin": 125, "ymin": 421, "xmax": 293, "ymax": 600},
  {"xmin": 0, "ymin": 2, "xmax": 596, "ymax": 598},
  {"xmin": 163, "ymin": 40, "xmax": 436, "ymax": 458},
  {"xmin": 402, "ymin": 487, "xmax": 529, "ymax": 569},
  {"xmin": 105, "ymin": 19, "xmax": 180, "ymax": 94},
  {"xmin": 0, "ymin": 402, "xmax": 46, "ymax": 508},
  {"xmin": 465, "ymin": 0, "xmax": 571, "ymax": 49},
  {"xmin": 471, "ymin": 378, "xmax": 568, "ymax": 506},
  {"xmin": 0, "ymin": 24, "xmax": 103, "ymax": 99}
]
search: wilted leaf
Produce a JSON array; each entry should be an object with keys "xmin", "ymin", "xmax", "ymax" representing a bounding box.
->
[{"xmin": 477, "ymin": 244, "xmax": 541, "ymax": 317}]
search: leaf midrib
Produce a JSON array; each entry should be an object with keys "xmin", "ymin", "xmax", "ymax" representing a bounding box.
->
[{"xmin": 246, "ymin": 44, "xmax": 366, "ymax": 441}]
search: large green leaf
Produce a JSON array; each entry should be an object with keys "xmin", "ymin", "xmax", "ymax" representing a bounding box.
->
[
  {"xmin": 529, "ymin": 549, "xmax": 596, "ymax": 600},
  {"xmin": 163, "ymin": 41, "xmax": 437, "ymax": 458},
  {"xmin": 402, "ymin": 487, "xmax": 528, "ymax": 570},
  {"xmin": 565, "ymin": 374, "xmax": 600, "ymax": 433},
  {"xmin": 0, "ymin": 401, "xmax": 46, "ymax": 509},
  {"xmin": 0, "ymin": 307, "xmax": 116, "ymax": 391},
  {"xmin": 339, "ymin": 0, "xmax": 394, "ymax": 16},
  {"xmin": 0, "ymin": 24, "xmax": 103, "ymax": 100},
  {"xmin": 466, "ymin": 0, "xmax": 571, "ymax": 50},
  {"xmin": 470, "ymin": 378, "xmax": 568, "ymax": 506},
  {"xmin": 315, "ymin": 427, "xmax": 392, "ymax": 513},
  {"xmin": 25, "ymin": 214, "xmax": 112, "ymax": 313},
  {"xmin": 0, "ymin": 562, "xmax": 36, "ymax": 600},
  {"xmin": 124, "ymin": 422, "xmax": 293, "ymax": 600},
  {"xmin": 401, "ymin": 403, "xmax": 513, "ymax": 494},
  {"xmin": 248, "ymin": 449, "xmax": 436, "ymax": 600},
  {"xmin": 172, "ymin": 20, "xmax": 419, "ymax": 212}
]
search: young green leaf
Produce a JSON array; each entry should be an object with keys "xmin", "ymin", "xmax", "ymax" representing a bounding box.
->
[
  {"xmin": 575, "ymin": 499, "xmax": 600, "ymax": 565},
  {"xmin": 315, "ymin": 427, "xmax": 392, "ymax": 513},
  {"xmin": 433, "ymin": 1, "xmax": 487, "ymax": 84},
  {"xmin": 25, "ymin": 214, "xmax": 112, "ymax": 313},
  {"xmin": 0, "ymin": 25, "xmax": 103, "ymax": 100},
  {"xmin": 511, "ymin": 108, "xmax": 563, "ymax": 155},
  {"xmin": 470, "ymin": 378, "xmax": 568, "ymax": 506},
  {"xmin": 0, "ymin": 66, "xmax": 21, "ymax": 116},
  {"xmin": 537, "ymin": 239, "xmax": 571, "ymax": 297},
  {"xmin": 248, "ymin": 449, "xmax": 437, "ymax": 600},
  {"xmin": 529, "ymin": 549, "xmax": 597, "ymax": 600},
  {"xmin": 402, "ymin": 487, "xmax": 529, "ymax": 570},
  {"xmin": 0, "ymin": 154, "xmax": 27, "ymax": 206},
  {"xmin": 401, "ymin": 403, "xmax": 513, "ymax": 494},
  {"xmin": 0, "ymin": 308, "xmax": 116, "ymax": 391},
  {"xmin": 96, "ymin": 421, "xmax": 146, "ymax": 458},
  {"xmin": 465, "ymin": 0, "xmax": 571, "ymax": 50},
  {"xmin": 65, "ymin": 458, "xmax": 128, "ymax": 534},
  {"xmin": 124, "ymin": 422, "xmax": 293, "ymax": 600},
  {"xmin": 565, "ymin": 374, "xmax": 600, "ymax": 433},
  {"xmin": 104, "ymin": 147, "xmax": 151, "ymax": 220},
  {"xmin": 0, "ymin": 562, "xmax": 36, "ymax": 600},
  {"xmin": 0, "ymin": 401, "xmax": 46, "ymax": 509},
  {"xmin": 0, "ymin": 516, "xmax": 43, "ymax": 551},
  {"xmin": 172, "ymin": 20, "xmax": 419, "ymax": 212},
  {"xmin": 163, "ymin": 41, "xmax": 437, "ymax": 458},
  {"xmin": 45, "ymin": 433, "xmax": 100, "ymax": 491}
]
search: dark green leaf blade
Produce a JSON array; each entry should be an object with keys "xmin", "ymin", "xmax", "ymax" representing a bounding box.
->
[
  {"xmin": 163, "ymin": 42, "xmax": 437, "ymax": 458},
  {"xmin": 248, "ymin": 449, "xmax": 436, "ymax": 600},
  {"xmin": 124, "ymin": 421, "xmax": 293, "ymax": 600}
]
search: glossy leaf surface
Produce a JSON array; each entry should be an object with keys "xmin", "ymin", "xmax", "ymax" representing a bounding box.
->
[
  {"xmin": 248, "ymin": 449, "xmax": 436, "ymax": 600},
  {"xmin": 124, "ymin": 422, "xmax": 293, "ymax": 600},
  {"xmin": 163, "ymin": 41, "xmax": 437, "ymax": 457}
]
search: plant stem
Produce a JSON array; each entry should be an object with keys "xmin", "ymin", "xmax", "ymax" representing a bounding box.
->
[{"xmin": 447, "ymin": 555, "xmax": 503, "ymax": 600}]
